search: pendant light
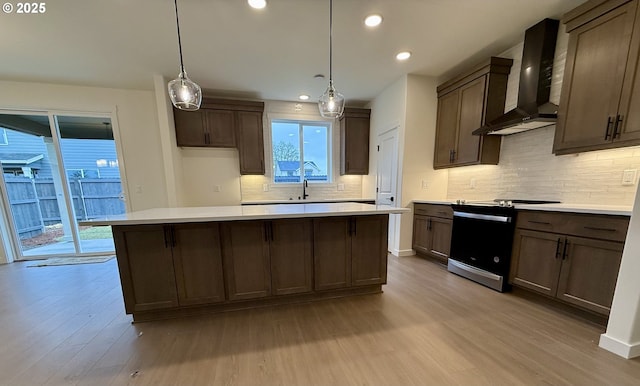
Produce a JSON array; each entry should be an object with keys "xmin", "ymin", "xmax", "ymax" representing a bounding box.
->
[
  {"xmin": 318, "ymin": 0, "xmax": 345, "ymax": 119},
  {"xmin": 167, "ymin": 0, "xmax": 202, "ymax": 111}
]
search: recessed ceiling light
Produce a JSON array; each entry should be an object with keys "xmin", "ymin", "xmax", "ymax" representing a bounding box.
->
[
  {"xmin": 364, "ymin": 14, "xmax": 383, "ymax": 27},
  {"xmin": 248, "ymin": 0, "xmax": 266, "ymax": 9},
  {"xmin": 396, "ymin": 51, "xmax": 412, "ymax": 61},
  {"xmin": 299, "ymin": 94, "xmax": 310, "ymax": 100}
]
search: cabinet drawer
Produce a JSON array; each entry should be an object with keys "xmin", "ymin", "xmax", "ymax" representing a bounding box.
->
[
  {"xmin": 516, "ymin": 211, "xmax": 629, "ymax": 242},
  {"xmin": 414, "ymin": 204, "xmax": 453, "ymax": 219}
]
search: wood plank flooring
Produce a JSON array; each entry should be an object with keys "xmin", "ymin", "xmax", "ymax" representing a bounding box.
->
[{"xmin": 1, "ymin": 255, "xmax": 639, "ymax": 385}]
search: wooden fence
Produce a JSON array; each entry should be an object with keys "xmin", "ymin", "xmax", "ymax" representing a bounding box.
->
[{"xmin": 5, "ymin": 177, "xmax": 125, "ymax": 239}]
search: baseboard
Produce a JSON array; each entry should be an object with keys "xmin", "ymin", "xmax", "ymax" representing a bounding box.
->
[
  {"xmin": 390, "ymin": 248, "xmax": 415, "ymax": 257},
  {"xmin": 599, "ymin": 333, "xmax": 640, "ymax": 359}
]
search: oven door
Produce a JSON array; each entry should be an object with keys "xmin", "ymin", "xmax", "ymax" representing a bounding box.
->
[{"xmin": 449, "ymin": 208, "xmax": 515, "ymax": 277}]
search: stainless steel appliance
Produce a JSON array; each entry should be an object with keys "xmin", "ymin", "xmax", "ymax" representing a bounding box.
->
[{"xmin": 447, "ymin": 199, "xmax": 559, "ymax": 292}]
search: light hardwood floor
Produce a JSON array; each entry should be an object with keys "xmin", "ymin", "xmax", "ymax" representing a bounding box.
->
[{"xmin": 1, "ymin": 255, "xmax": 639, "ymax": 385}]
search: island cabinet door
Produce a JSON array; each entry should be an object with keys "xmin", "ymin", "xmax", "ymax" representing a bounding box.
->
[
  {"xmin": 351, "ymin": 215, "xmax": 389, "ymax": 286},
  {"xmin": 313, "ymin": 217, "xmax": 352, "ymax": 290},
  {"xmin": 171, "ymin": 223, "xmax": 226, "ymax": 306},
  {"xmin": 221, "ymin": 221, "xmax": 272, "ymax": 301},
  {"xmin": 269, "ymin": 219, "xmax": 313, "ymax": 296},
  {"xmin": 112, "ymin": 225, "xmax": 179, "ymax": 313}
]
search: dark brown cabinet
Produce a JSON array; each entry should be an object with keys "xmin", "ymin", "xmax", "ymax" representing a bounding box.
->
[
  {"xmin": 340, "ymin": 108, "xmax": 371, "ymax": 175},
  {"xmin": 314, "ymin": 215, "xmax": 388, "ymax": 290},
  {"xmin": 173, "ymin": 98, "xmax": 265, "ymax": 175},
  {"xmin": 236, "ymin": 111, "xmax": 265, "ymax": 174},
  {"xmin": 434, "ymin": 57, "xmax": 512, "ymax": 169},
  {"xmin": 269, "ymin": 219, "xmax": 313, "ymax": 296},
  {"xmin": 554, "ymin": 0, "xmax": 640, "ymax": 154},
  {"xmin": 174, "ymin": 109, "xmax": 236, "ymax": 147},
  {"xmin": 113, "ymin": 223, "xmax": 227, "ymax": 312},
  {"xmin": 412, "ymin": 204, "xmax": 453, "ymax": 263},
  {"xmin": 510, "ymin": 210, "xmax": 629, "ymax": 315},
  {"xmin": 221, "ymin": 221, "xmax": 272, "ymax": 301}
]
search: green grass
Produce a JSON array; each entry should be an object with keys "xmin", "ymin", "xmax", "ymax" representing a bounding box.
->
[{"xmin": 79, "ymin": 226, "xmax": 112, "ymax": 240}]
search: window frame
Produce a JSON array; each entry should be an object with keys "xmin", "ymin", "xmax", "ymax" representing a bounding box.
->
[{"xmin": 270, "ymin": 118, "xmax": 333, "ymax": 185}]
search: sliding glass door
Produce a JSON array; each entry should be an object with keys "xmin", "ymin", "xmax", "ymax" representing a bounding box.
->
[{"xmin": 0, "ymin": 112, "xmax": 125, "ymax": 259}]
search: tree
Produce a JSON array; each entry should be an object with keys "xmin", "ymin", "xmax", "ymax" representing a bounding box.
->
[{"xmin": 273, "ymin": 141, "xmax": 299, "ymax": 161}]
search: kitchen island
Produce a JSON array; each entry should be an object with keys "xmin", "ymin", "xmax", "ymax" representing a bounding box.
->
[{"xmin": 83, "ymin": 203, "xmax": 408, "ymax": 322}]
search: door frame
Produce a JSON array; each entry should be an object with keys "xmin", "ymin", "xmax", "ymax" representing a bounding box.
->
[{"xmin": 0, "ymin": 107, "xmax": 130, "ymax": 262}]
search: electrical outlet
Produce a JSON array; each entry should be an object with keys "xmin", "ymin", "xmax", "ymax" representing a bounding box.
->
[
  {"xmin": 622, "ymin": 169, "xmax": 637, "ymax": 186},
  {"xmin": 262, "ymin": 184, "xmax": 269, "ymax": 192},
  {"xmin": 421, "ymin": 180, "xmax": 428, "ymax": 189},
  {"xmin": 337, "ymin": 183, "xmax": 345, "ymax": 191},
  {"xmin": 470, "ymin": 178, "xmax": 477, "ymax": 189},
  {"xmin": 213, "ymin": 185, "xmax": 221, "ymax": 192}
]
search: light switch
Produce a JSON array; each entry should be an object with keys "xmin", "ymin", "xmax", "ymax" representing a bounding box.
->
[
  {"xmin": 213, "ymin": 185, "xmax": 221, "ymax": 192},
  {"xmin": 262, "ymin": 184, "xmax": 270, "ymax": 192},
  {"xmin": 622, "ymin": 169, "xmax": 637, "ymax": 186},
  {"xmin": 337, "ymin": 183, "xmax": 345, "ymax": 191},
  {"xmin": 421, "ymin": 180, "xmax": 428, "ymax": 189},
  {"xmin": 470, "ymin": 178, "xmax": 477, "ymax": 189}
]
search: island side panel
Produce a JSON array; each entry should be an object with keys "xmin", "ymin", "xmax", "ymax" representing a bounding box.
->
[{"xmin": 352, "ymin": 215, "xmax": 389, "ymax": 286}]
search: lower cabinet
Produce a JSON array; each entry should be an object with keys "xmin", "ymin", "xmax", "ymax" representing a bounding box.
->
[
  {"xmin": 314, "ymin": 215, "xmax": 389, "ymax": 290},
  {"xmin": 113, "ymin": 224, "xmax": 225, "ymax": 313},
  {"xmin": 510, "ymin": 211, "xmax": 628, "ymax": 315},
  {"xmin": 113, "ymin": 214, "xmax": 389, "ymax": 320},
  {"xmin": 412, "ymin": 204, "xmax": 453, "ymax": 262}
]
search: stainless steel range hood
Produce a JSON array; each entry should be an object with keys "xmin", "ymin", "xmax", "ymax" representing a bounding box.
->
[{"xmin": 473, "ymin": 18, "xmax": 559, "ymax": 136}]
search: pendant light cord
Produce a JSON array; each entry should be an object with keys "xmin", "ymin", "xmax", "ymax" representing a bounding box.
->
[
  {"xmin": 174, "ymin": 0, "xmax": 186, "ymax": 74},
  {"xmin": 329, "ymin": 0, "xmax": 333, "ymax": 83}
]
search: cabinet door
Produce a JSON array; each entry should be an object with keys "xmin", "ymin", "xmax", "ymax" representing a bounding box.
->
[
  {"xmin": 221, "ymin": 221, "xmax": 271, "ymax": 300},
  {"xmin": 172, "ymin": 223, "xmax": 226, "ymax": 306},
  {"xmin": 340, "ymin": 115, "xmax": 370, "ymax": 175},
  {"xmin": 510, "ymin": 229, "xmax": 563, "ymax": 297},
  {"xmin": 352, "ymin": 215, "xmax": 389, "ymax": 286},
  {"xmin": 236, "ymin": 111, "xmax": 265, "ymax": 174},
  {"xmin": 556, "ymin": 236, "xmax": 624, "ymax": 315},
  {"xmin": 429, "ymin": 217, "xmax": 452, "ymax": 262},
  {"xmin": 434, "ymin": 89, "xmax": 460, "ymax": 168},
  {"xmin": 204, "ymin": 110, "xmax": 236, "ymax": 147},
  {"xmin": 455, "ymin": 76, "xmax": 486, "ymax": 165},
  {"xmin": 618, "ymin": 0, "xmax": 640, "ymax": 143},
  {"xmin": 554, "ymin": 2, "xmax": 637, "ymax": 153},
  {"xmin": 174, "ymin": 109, "xmax": 207, "ymax": 147},
  {"xmin": 112, "ymin": 225, "xmax": 179, "ymax": 313},
  {"xmin": 313, "ymin": 217, "xmax": 352, "ymax": 290},
  {"xmin": 412, "ymin": 215, "xmax": 431, "ymax": 255},
  {"xmin": 269, "ymin": 219, "xmax": 313, "ymax": 296}
]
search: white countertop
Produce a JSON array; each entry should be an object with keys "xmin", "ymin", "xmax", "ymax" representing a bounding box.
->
[
  {"xmin": 241, "ymin": 198, "xmax": 376, "ymax": 205},
  {"xmin": 80, "ymin": 203, "xmax": 409, "ymax": 226},
  {"xmin": 412, "ymin": 200, "xmax": 632, "ymax": 216}
]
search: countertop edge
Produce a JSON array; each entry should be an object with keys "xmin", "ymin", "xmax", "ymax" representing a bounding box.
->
[{"xmin": 411, "ymin": 200, "xmax": 632, "ymax": 216}]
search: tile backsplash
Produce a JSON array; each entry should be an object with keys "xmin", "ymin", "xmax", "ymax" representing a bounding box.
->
[
  {"xmin": 240, "ymin": 174, "xmax": 363, "ymax": 201},
  {"xmin": 447, "ymin": 126, "xmax": 640, "ymax": 205}
]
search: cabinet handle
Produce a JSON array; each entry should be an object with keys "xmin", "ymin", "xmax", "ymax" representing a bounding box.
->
[
  {"xmin": 528, "ymin": 220, "xmax": 551, "ymax": 225},
  {"xmin": 171, "ymin": 227, "xmax": 176, "ymax": 248},
  {"xmin": 613, "ymin": 115, "xmax": 624, "ymax": 139},
  {"xmin": 555, "ymin": 237, "xmax": 562, "ymax": 259},
  {"xmin": 353, "ymin": 218, "xmax": 357, "ymax": 236},
  {"xmin": 561, "ymin": 238, "xmax": 569, "ymax": 260},
  {"xmin": 270, "ymin": 222, "xmax": 274, "ymax": 241},
  {"xmin": 263, "ymin": 223, "xmax": 269, "ymax": 242},
  {"xmin": 428, "ymin": 218, "xmax": 432, "ymax": 230},
  {"xmin": 583, "ymin": 226, "xmax": 617, "ymax": 232},
  {"xmin": 605, "ymin": 116, "xmax": 614, "ymax": 140},
  {"xmin": 449, "ymin": 149, "xmax": 453, "ymax": 163}
]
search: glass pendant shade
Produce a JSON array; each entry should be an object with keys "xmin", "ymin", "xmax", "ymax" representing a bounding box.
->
[
  {"xmin": 168, "ymin": 71, "xmax": 202, "ymax": 111},
  {"xmin": 318, "ymin": 82, "xmax": 345, "ymax": 118}
]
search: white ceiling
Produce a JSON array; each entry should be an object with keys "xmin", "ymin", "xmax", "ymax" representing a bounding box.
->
[{"xmin": 0, "ymin": 0, "xmax": 587, "ymax": 106}]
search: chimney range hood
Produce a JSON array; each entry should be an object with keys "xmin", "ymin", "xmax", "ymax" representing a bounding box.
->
[{"xmin": 473, "ymin": 18, "xmax": 559, "ymax": 136}]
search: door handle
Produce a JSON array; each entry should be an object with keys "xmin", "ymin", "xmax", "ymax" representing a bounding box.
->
[
  {"xmin": 613, "ymin": 114, "xmax": 624, "ymax": 139},
  {"xmin": 605, "ymin": 116, "xmax": 614, "ymax": 140},
  {"xmin": 555, "ymin": 237, "xmax": 562, "ymax": 259},
  {"xmin": 561, "ymin": 238, "xmax": 569, "ymax": 260},
  {"xmin": 390, "ymin": 196, "xmax": 394, "ymax": 202}
]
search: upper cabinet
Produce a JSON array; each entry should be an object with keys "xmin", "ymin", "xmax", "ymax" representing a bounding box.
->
[
  {"xmin": 340, "ymin": 107, "xmax": 371, "ymax": 175},
  {"xmin": 434, "ymin": 57, "xmax": 513, "ymax": 169},
  {"xmin": 554, "ymin": 0, "xmax": 640, "ymax": 154},
  {"xmin": 173, "ymin": 98, "xmax": 265, "ymax": 174}
]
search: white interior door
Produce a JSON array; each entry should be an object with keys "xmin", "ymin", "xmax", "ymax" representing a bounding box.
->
[{"xmin": 376, "ymin": 128, "xmax": 399, "ymax": 206}]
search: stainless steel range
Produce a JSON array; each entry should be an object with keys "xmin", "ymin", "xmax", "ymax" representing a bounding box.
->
[{"xmin": 447, "ymin": 199, "xmax": 559, "ymax": 292}]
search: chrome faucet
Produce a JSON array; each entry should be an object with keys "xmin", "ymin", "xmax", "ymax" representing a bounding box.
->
[{"xmin": 302, "ymin": 179, "xmax": 309, "ymax": 200}]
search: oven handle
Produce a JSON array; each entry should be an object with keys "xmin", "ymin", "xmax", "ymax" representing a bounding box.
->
[{"xmin": 453, "ymin": 211, "xmax": 512, "ymax": 223}]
